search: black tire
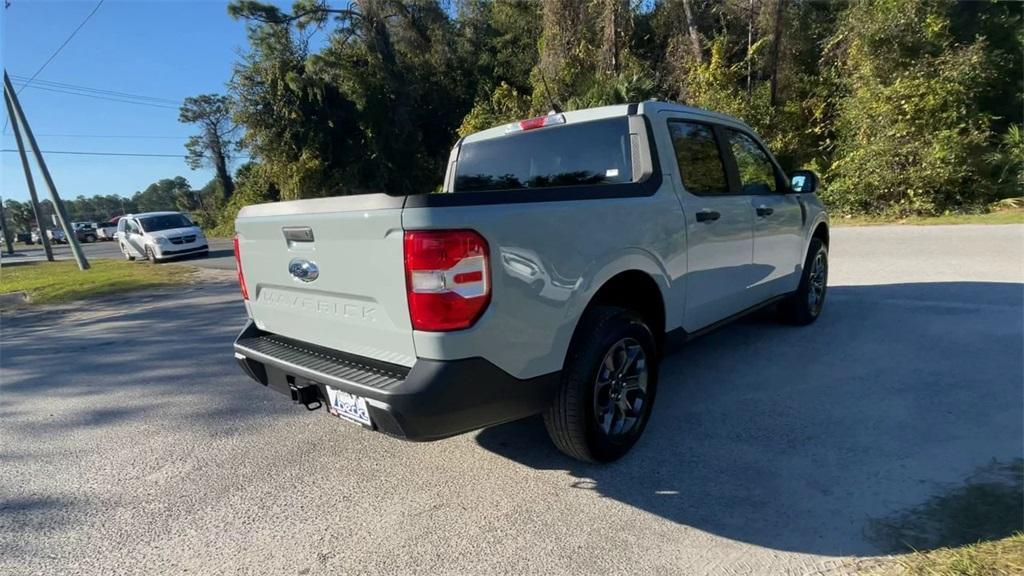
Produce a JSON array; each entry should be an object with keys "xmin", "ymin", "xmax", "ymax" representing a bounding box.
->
[
  {"xmin": 121, "ymin": 243, "xmax": 135, "ymax": 261},
  {"xmin": 543, "ymin": 306, "xmax": 659, "ymax": 463},
  {"xmin": 146, "ymin": 246, "xmax": 159, "ymax": 264},
  {"xmin": 85, "ymin": 234, "xmax": 96, "ymax": 243},
  {"xmin": 779, "ymin": 238, "xmax": 828, "ymax": 326}
]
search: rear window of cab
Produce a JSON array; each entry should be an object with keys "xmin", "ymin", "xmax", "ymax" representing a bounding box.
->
[{"xmin": 454, "ymin": 118, "xmax": 634, "ymax": 193}]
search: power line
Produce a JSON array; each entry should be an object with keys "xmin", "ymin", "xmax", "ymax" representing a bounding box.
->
[
  {"xmin": 9, "ymin": 74, "xmax": 182, "ymax": 105},
  {"xmin": 10, "ymin": 79, "xmax": 181, "ymax": 107},
  {"xmin": 17, "ymin": 0, "xmax": 105, "ymax": 95},
  {"xmin": 2, "ymin": 133, "xmax": 187, "ymax": 140},
  {"xmin": 2, "ymin": 149, "xmax": 185, "ymax": 158},
  {"xmin": 11, "ymin": 84, "xmax": 180, "ymax": 109},
  {"xmin": 1, "ymin": 148, "xmax": 250, "ymax": 159},
  {"xmin": 3, "ymin": 0, "xmax": 105, "ymax": 133}
]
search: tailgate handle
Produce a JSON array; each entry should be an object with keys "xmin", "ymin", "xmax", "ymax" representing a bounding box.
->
[{"xmin": 282, "ymin": 226, "xmax": 314, "ymax": 243}]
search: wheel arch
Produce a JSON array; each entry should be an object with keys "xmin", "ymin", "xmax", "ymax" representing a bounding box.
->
[
  {"xmin": 561, "ymin": 253, "xmax": 671, "ymax": 361},
  {"xmin": 811, "ymin": 221, "xmax": 829, "ymax": 247},
  {"xmin": 585, "ymin": 271, "xmax": 666, "ymax": 348}
]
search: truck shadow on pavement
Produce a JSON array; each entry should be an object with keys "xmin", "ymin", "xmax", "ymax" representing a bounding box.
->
[{"xmin": 476, "ymin": 281, "xmax": 1024, "ymax": 557}]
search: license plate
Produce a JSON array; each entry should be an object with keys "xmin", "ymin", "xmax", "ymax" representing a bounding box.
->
[{"xmin": 325, "ymin": 386, "xmax": 372, "ymax": 426}]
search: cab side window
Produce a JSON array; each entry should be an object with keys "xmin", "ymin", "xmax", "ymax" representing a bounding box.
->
[
  {"xmin": 725, "ymin": 130, "xmax": 778, "ymax": 195},
  {"xmin": 668, "ymin": 121, "xmax": 729, "ymax": 196}
]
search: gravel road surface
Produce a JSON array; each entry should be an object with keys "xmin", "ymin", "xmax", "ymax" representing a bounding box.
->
[{"xmin": 2, "ymin": 224, "xmax": 1021, "ymax": 576}]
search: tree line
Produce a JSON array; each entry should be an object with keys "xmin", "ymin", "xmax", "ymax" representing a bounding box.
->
[
  {"xmin": 2, "ymin": 176, "xmax": 221, "ymax": 233},
  {"xmin": 8, "ymin": 0, "xmax": 1021, "ymax": 237},
  {"xmin": 203, "ymin": 0, "xmax": 1020, "ymax": 224}
]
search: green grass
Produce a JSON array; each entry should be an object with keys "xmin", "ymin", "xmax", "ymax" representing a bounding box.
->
[
  {"xmin": 0, "ymin": 259, "xmax": 196, "ymax": 305},
  {"xmin": 836, "ymin": 208, "xmax": 1024, "ymax": 227},
  {"xmin": 864, "ymin": 533, "xmax": 1024, "ymax": 576}
]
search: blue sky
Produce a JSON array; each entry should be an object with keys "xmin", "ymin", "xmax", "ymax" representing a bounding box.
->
[{"xmin": 2, "ymin": 0, "xmax": 286, "ymax": 202}]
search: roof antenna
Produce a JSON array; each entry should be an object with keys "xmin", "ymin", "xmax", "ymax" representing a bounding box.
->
[{"xmin": 538, "ymin": 70, "xmax": 562, "ymax": 115}]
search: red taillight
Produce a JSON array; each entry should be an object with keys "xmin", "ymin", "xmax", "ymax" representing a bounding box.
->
[
  {"xmin": 404, "ymin": 230, "xmax": 490, "ymax": 331},
  {"xmin": 233, "ymin": 235, "xmax": 249, "ymax": 300}
]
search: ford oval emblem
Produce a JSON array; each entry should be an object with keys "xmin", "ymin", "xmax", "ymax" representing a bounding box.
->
[{"xmin": 288, "ymin": 258, "xmax": 319, "ymax": 282}]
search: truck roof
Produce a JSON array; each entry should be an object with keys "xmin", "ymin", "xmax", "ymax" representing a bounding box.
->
[{"xmin": 462, "ymin": 101, "xmax": 752, "ymax": 144}]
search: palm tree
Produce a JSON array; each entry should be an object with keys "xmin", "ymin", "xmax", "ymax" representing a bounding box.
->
[{"xmin": 986, "ymin": 124, "xmax": 1024, "ymax": 190}]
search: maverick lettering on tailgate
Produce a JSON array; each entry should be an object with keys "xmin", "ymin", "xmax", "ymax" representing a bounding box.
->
[{"xmin": 258, "ymin": 288, "xmax": 377, "ymax": 321}]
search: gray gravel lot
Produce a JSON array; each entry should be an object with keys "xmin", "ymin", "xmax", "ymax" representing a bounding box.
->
[{"xmin": 1, "ymin": 224, "xmax": 1021, "ymax": 576}]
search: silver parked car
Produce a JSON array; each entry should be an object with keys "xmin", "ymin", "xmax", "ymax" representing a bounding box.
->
[{"xmin": 231, "ymin": 101, "xmax": 829, "ymax": 463}]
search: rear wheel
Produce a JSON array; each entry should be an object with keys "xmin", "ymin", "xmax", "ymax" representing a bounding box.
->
[
  {"xmin": 544, "ymin": 306, "xmax": 658, "ymax": 463},
  {"xmin": 121, "ymin": 243, "xmax": 135, "ymax": 261},
  {"xmin": 780, "ymin": 238, "xmax": 828, "ymax": 325}
]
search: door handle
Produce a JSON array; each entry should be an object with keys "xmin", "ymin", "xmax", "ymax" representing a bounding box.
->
[
  {"xmin": 756, "ymin": 205, "xmax": 774, "ymax": 217},
  {"xmin": 696, "ymin": 210, "xmax": 721, "ymax": 223}
]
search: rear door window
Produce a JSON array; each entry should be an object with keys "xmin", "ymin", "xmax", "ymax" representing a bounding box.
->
[
  {"xmin": 725, "ymin": 129, "xmax": 779, "ymax": 195},
  {"xmin": 667, "ymin": 121, "xmax": 729, "ymax": 196},
  {"xmin": 454, "ymin": 118, "xmax": 634, "ymax": 193}
]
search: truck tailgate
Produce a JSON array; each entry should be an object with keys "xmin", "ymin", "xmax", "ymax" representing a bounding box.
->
[{"xmin": 235, "ymin": 194, "xmax": 415, "ymax": 367}]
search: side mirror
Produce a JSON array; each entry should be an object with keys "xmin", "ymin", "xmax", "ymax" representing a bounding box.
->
[{"xmin": 790, "ymin": 170, "xmax": 818, "ymax": 194}]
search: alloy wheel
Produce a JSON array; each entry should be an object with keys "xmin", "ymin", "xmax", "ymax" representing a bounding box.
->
[
  {"xmin": 807, "ymin": 250, "xmax": 827, "ymax": 315},
  {"xmin": 593, "ymin": 337, "xmax": 649, "ymax": 438}
]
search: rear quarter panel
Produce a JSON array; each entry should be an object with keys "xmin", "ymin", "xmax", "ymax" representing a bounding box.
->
[{"xmin": 402, "ymin": 189, "xmax": 685, "ymax": 380}]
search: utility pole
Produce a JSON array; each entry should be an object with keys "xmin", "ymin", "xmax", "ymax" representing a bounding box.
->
[
  {"xmin": 3, "ymin": 80, "xmax": 54, "ymax": 261},
  {"xmin": 4, "ymin": 71, "xmax": 88, "ymax": 269},
  {"xmin": 0, "ymin": 197, "xmax": 13, "ymax": 255}
]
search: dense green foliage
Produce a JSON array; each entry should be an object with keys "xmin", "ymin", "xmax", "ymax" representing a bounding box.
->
[
  {"xmin": 210, "ymin": 0, "xmax": 1019, "ymax": 221},
  {"xmin": 822, "ymin": 0, "xmax": 1002, "ymax": 214},
  {"xmin": 15, "ymin": 0, "xmax": 1016, "ymax": 235}
]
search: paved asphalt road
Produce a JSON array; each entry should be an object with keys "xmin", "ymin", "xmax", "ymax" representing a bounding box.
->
[
  {"xmin": 2, "ymin": 225, "xmax": 1022, "ymax": 576},
  {"xmin": 1, "ymin": 238, "xmax": 237, "ymax": 270}
]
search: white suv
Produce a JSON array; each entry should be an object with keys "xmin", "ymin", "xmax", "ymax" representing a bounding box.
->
[{"xmin": 117, "ymin": 211, "xmax": 209, "ymax": 263}]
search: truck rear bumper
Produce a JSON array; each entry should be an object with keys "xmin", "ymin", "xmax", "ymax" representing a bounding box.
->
[{"xmin": 233, "ymin": 321, "xmax": 559, "ymax": 441}]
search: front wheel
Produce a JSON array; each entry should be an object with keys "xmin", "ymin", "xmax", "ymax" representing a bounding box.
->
[
  {"xmin": 544, "ymin": 306, "xmax": 658, "ymax": 463},
  {"xmin": 780, "ymin": 238, "xmax": 828, "ymax": 325},
  {"xmin": 145, "ymin": 246, "xmax": 160, "ymax": 264}
]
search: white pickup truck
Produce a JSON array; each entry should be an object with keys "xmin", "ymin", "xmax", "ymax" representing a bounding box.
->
[{"xmin": 232, "ymin": 101, "xmax": 829, "ymax": 462}]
